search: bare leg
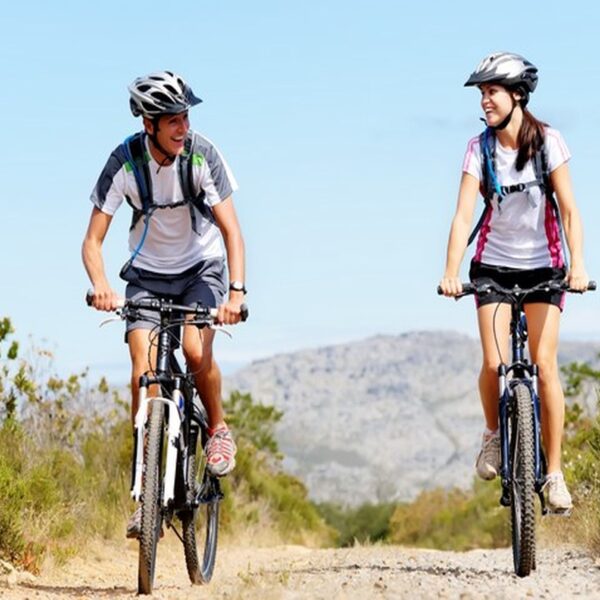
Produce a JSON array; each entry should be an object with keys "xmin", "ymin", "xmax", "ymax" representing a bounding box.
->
[
  {"xmin": 127, "ymin": 328, "xmax": 158, "ymax": 427},
  {"xmin": 182, "ymin": 324, "xmax": 225, "ymax": 430},
  {"xmin": 476, "ymin": 302, "xmax": 512, "ymax": 430},
  {"xmin": 523, "ymin": 303, "xmax": 563, "ymax": 473}
]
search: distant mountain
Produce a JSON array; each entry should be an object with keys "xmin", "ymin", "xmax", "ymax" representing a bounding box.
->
[{"xmin": 225, "ymin": 331, "xmax": 600, "ymax": 506}]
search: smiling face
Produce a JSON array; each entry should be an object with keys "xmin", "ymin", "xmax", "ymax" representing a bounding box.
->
[
  {"xmin": 144, "ymin": 111, "xmax": 190, "ymax": 160},
  {"xmin": 479, "ymin": 83, "xmax": 520, "ymax": 128}
]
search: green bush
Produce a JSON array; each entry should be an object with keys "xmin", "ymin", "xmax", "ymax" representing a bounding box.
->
[
  {"xmin": 388, "ymin": 480, "xmax": 508, "ymax": 550},
  {"xmin": 549, "ymin": 361, "xmax": 600, "ymax": 553},
  {"xmin": 222, "ymin": 392, "xmax": 335, "ymax": 545},
  {"xmin": 317, "ymin": 501, "xmax": 396, "ymax": 546}
]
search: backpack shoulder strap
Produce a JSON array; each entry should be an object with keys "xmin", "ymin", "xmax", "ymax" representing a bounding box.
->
[
  {"xmin": 480, "ymin": 129, "xmax": 493, "ymax": 201},
  {"xmin": 178, "ymin": 133, "xmax": 195, "ymax": 201},
  {"xmin": 121, "ymin": 132, "xmax": 154, "ymax": 230},
  {"xmin": 534, "ymin": 134, "xmax": 561, "ymax": 215},
  {"xmin": 122, "ymin": 132, "xmax": 153, "ymax": 210},
  {"xmin": 178, "ymin": 131, "xmax": 213, "ymax": 232},
  {"xmin": 536, "ymin": 134, "xmax": 569, "ymax": 269},
  {"xmin": 467, "ymin": 129, "xmax": 495, "ymax": 246},
  {"xmin": 535, "ymin": 137, "xmax": 553, "ymax": 196}
]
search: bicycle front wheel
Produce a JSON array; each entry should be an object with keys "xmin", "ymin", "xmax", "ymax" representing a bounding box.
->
[
  {"xmin": 138, "ymin": 402, "xmax": 165, "ymax": 595},
  {"xmin": 510, "ymin": 383, "xmax": 536, "ymax": 577},
  {"xmin": 181, "ymin": 428, "xmax": 220, "ymax": 584}
]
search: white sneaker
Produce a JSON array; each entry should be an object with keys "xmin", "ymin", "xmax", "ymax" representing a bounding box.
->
[
  {"xmin": 476, "ymin": 431, "xmax": 501, "ymax": 480},
  {"xmin": 205, "ymin": 426, "xmax": 237, "ymax": 477},
  {"xmin": 544, "ymin": 472, "xmax": 573, "ymax": 512}
]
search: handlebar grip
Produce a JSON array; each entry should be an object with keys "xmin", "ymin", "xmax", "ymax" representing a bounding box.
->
[
  {"xmin": 437, "ymin": 283, "xmax": 475, "ymax": 296},
  {"xmin": 588, "ymin": 281, "xmax": 597, "ymax": 291},
  {"xmin": 240, "ymin": 303, "xmax": 249, "ymax": 322},
  {"xmin": 85, "ymin": 289, "xmax": 125, "ymax": 309}
]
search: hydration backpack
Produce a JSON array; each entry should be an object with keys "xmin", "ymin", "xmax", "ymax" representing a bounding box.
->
[
  {"xmin": 467, "ymin": 127, "xmax": 565, "ymax": 260},
  {"xmin": 120, "ymin": 131, "xmax": 215, "ymax": 267}
]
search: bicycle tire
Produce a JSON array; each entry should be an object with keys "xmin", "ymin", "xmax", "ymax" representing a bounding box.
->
[
  {"xmin": 181, "ymin": 433, "xmax": 220, "ymax": 584},
  {"xmin": 510, "ymin": 383, "xmax": 536, "ymax": 577},
  {"xmin": 138, "ymin": 402, "xmax": 165, "ymax": 595}
]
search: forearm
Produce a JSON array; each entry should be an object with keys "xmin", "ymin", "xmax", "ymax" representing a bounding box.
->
[
  {"xmin": 444, "ymin": 215, "xmax": 471, "ymax": 277},
  {"xmin": 82, "ymin": 237, "xmax": 111, "ymax": 290},
  {"xmin": 562, "ymin": 207, "xmax": 585, "ymax": 269},
  {"xmin": 222, "ymin": 229, "xmax": 245, "ymax": 295},
  {"xmin": 443, "ymin": 172, "xmax": 479, "ymax": 279}
]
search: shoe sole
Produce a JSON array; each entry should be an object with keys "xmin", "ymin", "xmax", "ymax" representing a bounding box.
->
[
  {"xmin": 547, "ymin": 506, "xmax": 573, "ymax": 517},
  {"xmin": 126, "ymin": 527, "xmax": 165, "ymax": 540},
  {"xmin": 208, "ymin": 458, "xmax": 237, "ymax": 478},
  {"xmin": 476, "ymin": 466, "xmax": 498, "ymax": 481}
]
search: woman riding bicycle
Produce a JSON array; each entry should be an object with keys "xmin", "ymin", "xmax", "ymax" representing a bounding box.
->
[{"xmin": 439, "ymin": 52, "xmax": 589, "ymax": 511}]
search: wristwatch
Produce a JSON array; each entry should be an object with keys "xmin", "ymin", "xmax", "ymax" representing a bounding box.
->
[{"xmin": 229, "ymin": 281, "xmax": 247, "ymax": 294}]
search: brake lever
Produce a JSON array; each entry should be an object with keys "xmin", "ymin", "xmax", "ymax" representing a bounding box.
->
[
  {"xmin": 99, "ymin": 316, "xmax": 123, "ymax": 327},
  {"xmin": 98, "ymin": 307, "xmax": 128, "ymax": 327},
  {"xmin": 209, "ymin": 324, "xmax": 233, "ymax": 339}
]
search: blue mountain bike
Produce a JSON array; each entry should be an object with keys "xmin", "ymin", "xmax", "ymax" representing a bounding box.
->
[{"xmin": 439, "ymin": 278, "xmax": 595, "ymax": 577}]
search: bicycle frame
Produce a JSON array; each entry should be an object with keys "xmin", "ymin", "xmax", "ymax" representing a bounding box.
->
[{"xmin": 497, "ymin": 302, "xmax": 546, "ymax": 511}]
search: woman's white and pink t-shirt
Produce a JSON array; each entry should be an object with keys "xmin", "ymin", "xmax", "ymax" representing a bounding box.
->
[{"xmin": 462, "ymin": 127, "xmax": 570, "ymax": 270}]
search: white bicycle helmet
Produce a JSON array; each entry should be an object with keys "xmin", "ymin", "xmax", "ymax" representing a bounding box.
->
[
  {"xmin": 464, "ymin": 52, "xmax": 538, "ymax": 105},
  {"xmin": 128, "ymin": 71, "xmax": 201, "ymax": 118}
]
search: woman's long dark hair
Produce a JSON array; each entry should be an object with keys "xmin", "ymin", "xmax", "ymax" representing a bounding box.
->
[{"xmin": 515, "ymin": 103, "xmax": 548, "ymax": 172}]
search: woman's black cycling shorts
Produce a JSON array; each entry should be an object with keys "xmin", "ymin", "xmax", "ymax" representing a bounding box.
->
[{"xmin": 469, "ymin": 261, "xmax": 566, "ymax": 310}]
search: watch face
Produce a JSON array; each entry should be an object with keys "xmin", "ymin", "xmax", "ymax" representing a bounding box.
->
[{"xmin": 230, "ymin": 281, "xmax": 245, "ymax": 291}]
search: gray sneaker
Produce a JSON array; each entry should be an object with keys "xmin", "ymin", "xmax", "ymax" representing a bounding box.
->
[
  {"xmin": 544, "ymin": 472, "xmax": 573, "ymax": 512},
  {"xmin": 126, "ymin": 506, "xmax": 164, "ymax": 539},
  {"xmin": 476, "ymin": 432, "xmax": 501, "ymax": 480},
  {"xmin": 126, "ymin": 506, "xmax": 142, "ymax": 539}
]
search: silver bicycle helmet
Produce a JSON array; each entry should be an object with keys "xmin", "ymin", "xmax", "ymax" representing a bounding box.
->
[
  {"xmin": 128, "ymin": 71, "xmax": 202, "ymax": 118},
  {"xmin": 464, "ymin": 52, "xmax": 538, "ymax": 105}
]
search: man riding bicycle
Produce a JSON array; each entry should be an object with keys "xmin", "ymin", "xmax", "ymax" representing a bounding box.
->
[{"xmin": 82, "ymin": 71, "xmax": 245, "ymax": 536}]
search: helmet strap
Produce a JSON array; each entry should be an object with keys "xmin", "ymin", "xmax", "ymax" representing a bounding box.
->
[
  {"xmin": 148, "ymin": 117, "xmax": 176, "ymax": 168},
  {"xmin": 491, "ymin": 100, "xmax": 516, "ymax": 131}
]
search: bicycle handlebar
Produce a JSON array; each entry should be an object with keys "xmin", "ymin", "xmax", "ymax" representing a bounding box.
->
[
  {"xmin": 437, "ymin": 279, "xmax": 596, "ymax": 299},
  {"xmin": 85, "ymin": 290, "xmax": 249, "ymax": 322}
]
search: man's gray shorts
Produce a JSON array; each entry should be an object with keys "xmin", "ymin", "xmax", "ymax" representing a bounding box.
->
[{"xmin": 121, "ymin": 257, "xmax": 227, "ymax": 342}]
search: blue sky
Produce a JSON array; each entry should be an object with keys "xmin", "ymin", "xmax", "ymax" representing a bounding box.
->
[{"xmin": 2, "ymin": 1, "xmax": 600, "ymax": 382}]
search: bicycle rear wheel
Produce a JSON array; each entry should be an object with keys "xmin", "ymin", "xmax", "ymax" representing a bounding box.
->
[
  {"xmin": 181, "ymin": 424, "xmax": 220, "ymax": 584},
  {"xmin": 138, "ymin": 402, "xmax": 165, "ymax": 595},
  {"xmin": 510, "ymin": 383, "xmax": 536, "ymax": 577}
]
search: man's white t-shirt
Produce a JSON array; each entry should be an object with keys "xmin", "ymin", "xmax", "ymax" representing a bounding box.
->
[
  {"xmin": 91, "ymin": 131, "xmax": 238, "ymax": 274},
  {"xmin": 462, "ymin": 127, "xmax": 570, "ymax": 270}
]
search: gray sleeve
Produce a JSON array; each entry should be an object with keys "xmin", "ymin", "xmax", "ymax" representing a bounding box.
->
[
  {"xmin": 192, "ymin": 133, "xmax": 239, "ymax": 207},
  {"xmin": 90, "ymin": 145, "xmax": 129, "ymax": 215}
]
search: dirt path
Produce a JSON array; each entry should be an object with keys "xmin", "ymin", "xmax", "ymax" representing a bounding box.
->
[{"xmin": 3, "ymin": 539, "xmax": 600, "ymax": 599}]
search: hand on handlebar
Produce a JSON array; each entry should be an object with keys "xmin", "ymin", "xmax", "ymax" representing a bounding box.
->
[
  {"xmin": 566, "ymin": 267, "xmax": 590, "ymax": 293},
  {"xmin": 438, "ymin": 276, "xmax": 463, "ymax": 297},
  {"xmin": 217, "ymin": 297, "xmax": 247, "ymax": 325},
  {"xmin": 87, "ymin": 286, "xmax": 121, "ymax": 312}
]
